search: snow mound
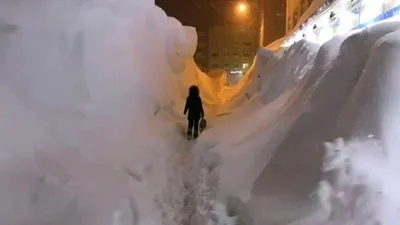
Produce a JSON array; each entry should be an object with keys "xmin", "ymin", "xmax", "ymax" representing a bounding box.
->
[
  {"xmin": 318, "ymin": 27, "xmax": 400, "ymax": 225},
  {"xmin": 0, "ymin": 0, "xmax": 205, "ymax": 224},
  {"xmin": 199, "ymin": 20, "xmax": 400, "ymax": 225},
  {"xmin": 259, "ymin": 40, "xmax": 320, "ymax": 104}
]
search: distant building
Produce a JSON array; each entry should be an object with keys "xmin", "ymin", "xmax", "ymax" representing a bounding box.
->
[
  {"xmin": 208, "ymin": 25, "xmax": 258, "ymax": 75},
  {"xmin": 207, "ymin": 0, "xmax": 262, "ymax": 75},
  {"xmin": 194, "ymin": 30, "xmax": 209, "ymax": 72},
  {"xmin": 157, "ymin": 0, "xmax": 287, "ymax": 72},
  {"xmin": 263, "ymin": 0, "xmax": 286, "ymax": 45}
]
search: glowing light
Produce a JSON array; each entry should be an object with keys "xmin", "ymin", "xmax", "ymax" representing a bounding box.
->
[
  {"xmin": 236, "ymin": 2, "xmax": 249, "ymax": 14},
  {"xmin": 230, "ymin": 70, "xmax": 243, "ymax": 74}
]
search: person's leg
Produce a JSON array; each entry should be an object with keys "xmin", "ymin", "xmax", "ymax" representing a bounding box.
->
[
  {"xmin": 193, "ymin": 118, "xmax": 200, "ymax": 139},
  {"xmin": 187, "ymin": 119, "xmax": 194, "ymax": 138}
]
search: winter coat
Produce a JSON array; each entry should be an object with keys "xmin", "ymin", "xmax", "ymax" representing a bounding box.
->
[{"xmin": 184, "ymin": 96, "xmax": 204, "ymax": 120}]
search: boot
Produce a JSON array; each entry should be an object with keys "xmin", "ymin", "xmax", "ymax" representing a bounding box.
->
[
  {"xmin": 193, "ymin": 130, "xmax": 199, "ymax": 139},
  {"xmin": 187, "ymin": 130, "xmax": 192, "ymax": 140}
]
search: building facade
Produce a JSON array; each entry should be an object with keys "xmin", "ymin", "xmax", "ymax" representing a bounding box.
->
[
  {"xmin": 207, "ymin": 0, "xmax": 262, "ymax": 75},
  {"xmin": 284, "ymin": 0, "xmax": 400, "ymax": 46},
  {"xmin": 263, "ymin": 0, "xmax": 286, "ymax": 45},
  {"xmin": 286, "ymin": 0, "xmax": 315, "ymax": 34},
  {"xmin": 208, "ymin": 25, "xmax": 258, "ymax": 75},
  {"xmin": 194, "ymin": 30, "xmax": 210, "ymax": 72},
  {"xmin": 157, "ymin": 0, "xmax": 286, "ymax": 72}
]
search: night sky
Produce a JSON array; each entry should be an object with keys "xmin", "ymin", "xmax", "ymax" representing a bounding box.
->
[
  {"xmin": 156, "ymin": 0, "xmax": 283, "ymax": 25},
  {"xmin": 155, "ymin": 0, "xmax": 286, "ymax": 44},
  {"xmin": 155, "ymin": 0, "xmax": 213, "ymax": 29}
]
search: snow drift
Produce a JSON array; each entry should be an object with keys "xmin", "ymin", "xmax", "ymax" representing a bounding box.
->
[
  {"xmin": 198, "ymin": 20, "xmax": 400, "ymax": 225},
  {"xmin": 0, "ymin": 0, "xmax": 208, "ymax": 224},
  {"xmin": 0, "ymin": 0, "xmax": 258, "ymax": 224}
]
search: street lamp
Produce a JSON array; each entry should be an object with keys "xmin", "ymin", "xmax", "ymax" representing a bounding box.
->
[
  {"xmin": 234, "ymin": 1, "xmax": 264, "ymax": 47},
  {"xmin": 236, "ymin": 2, "xmax": 249, "ymax": 15}
]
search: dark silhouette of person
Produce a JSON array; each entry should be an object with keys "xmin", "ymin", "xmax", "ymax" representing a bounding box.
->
[{"xmin": 184, "ymin": 85, "xmax": 204, "ymax": 139}]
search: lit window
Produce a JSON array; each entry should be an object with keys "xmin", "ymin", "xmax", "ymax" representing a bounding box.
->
[{"xmin": 243, "ymin": 63, "xmax": 249, "ymax": 69}]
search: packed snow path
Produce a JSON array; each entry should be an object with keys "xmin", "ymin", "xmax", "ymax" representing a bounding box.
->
[{"xmin": 156, "ymin": 122, "xmax": 221, "ymax": 225}]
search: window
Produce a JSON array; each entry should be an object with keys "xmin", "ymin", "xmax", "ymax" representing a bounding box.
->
[
  {"xmin": 243, "ymin": 42, "xmax": 252, "ymax": 46},
  {"xmin": 212, "ymin": 64, "xmax": 218, "ymax": 68},
  {"xmin": 233, "ymin": 53, "xmax": 238, "ymax": 57},
  {"xmin": 243, "ymin": 53, "xmax": 251, "ymax": 57},
  {"xmin": 195, "ymin": 52, "xmax": 204, "ymax": 57},
  {"xmin": 242, "ymin": 63, "xmax": 249, "ymax": 69},
  {"xmin": 211, "ymin": 53, "xmax": 219, "ymax": 57}
]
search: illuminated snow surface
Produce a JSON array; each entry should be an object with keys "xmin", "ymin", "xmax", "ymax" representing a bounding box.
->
[{"xmin": 1, "ymin": 1, "xmax": 400, "ymax": 225}]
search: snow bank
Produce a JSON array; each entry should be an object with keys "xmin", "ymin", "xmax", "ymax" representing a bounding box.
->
[
  {"xmin": 259, "ymin": 40, "xmax": 319, "ymax": 105},
  {"xmin": 0, "ymin": 0, "xmax": 262, "ymax": 223},
  {"xmin": 194, "ymin": 20, "xmax": 400, "ymax": 225},
  {"xmin": 0, "ymin": 0, "xmax": 206, "ymax": 224},
  {"xmin": 319, "ymin": 25, "xmax": 400, "ymax": 225}
]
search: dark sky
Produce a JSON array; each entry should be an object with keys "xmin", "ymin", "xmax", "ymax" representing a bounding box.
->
[
  {"xmin": 155, "ymin": 0, "xmax": 285, "ymax": 29},
  {"xmin": 155, "ymin": 0, "xmax": 286, "ymax": 44},
  {"xmin": 155, "ymin": 0, "xmax": 212, "ymax": 29}
]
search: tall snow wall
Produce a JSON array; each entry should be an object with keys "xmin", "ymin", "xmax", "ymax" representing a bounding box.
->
[
  {"xmin": 0, "ymin": 0, "xmax": 212, "ymax": 224},
  {"xmin": 192, "ymin": 20, "xmax": 400, "ymax": 225}
]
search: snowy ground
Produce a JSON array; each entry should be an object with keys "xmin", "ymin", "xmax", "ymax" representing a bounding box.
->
[{"xmin": 1, "ymin": 0, "xmax": 400, "ymax": 225}]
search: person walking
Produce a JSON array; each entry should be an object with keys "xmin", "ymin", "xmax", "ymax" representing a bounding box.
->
[{"xmin": 184, "ymin": 85, "xmax": 204, "ymax": 139}]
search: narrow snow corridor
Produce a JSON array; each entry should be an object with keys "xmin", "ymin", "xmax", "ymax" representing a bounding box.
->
[{"xmin": 1, "ymin": 1, "xmax": 400, "ymax": 225}]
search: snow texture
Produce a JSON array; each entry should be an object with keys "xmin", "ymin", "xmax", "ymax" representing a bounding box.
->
[
  {"xmin": 212, "ymin": 19, "xmax": 400, "ymax": 225},
  {"xmin": 1, "ymin": 1, "xmax": 400, "ymax": 225}
]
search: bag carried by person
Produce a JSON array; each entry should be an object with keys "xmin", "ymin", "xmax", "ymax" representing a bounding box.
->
[{"xmin": 199, "ymin": 118, "xmax": 207, "ymax": 131}]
